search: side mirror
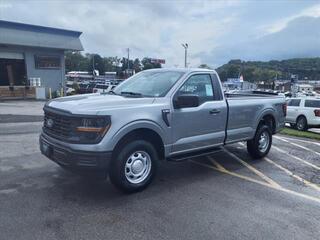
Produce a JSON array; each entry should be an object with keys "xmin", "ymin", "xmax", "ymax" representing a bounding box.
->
[{"xmin": 174, "ymin": 94, "xmax": 199, "ymax": 109}]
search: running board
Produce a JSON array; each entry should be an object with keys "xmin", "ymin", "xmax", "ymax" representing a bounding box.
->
[{"xmin": 167, "ymin": 147, "xmax": 223, "ymax": 162}]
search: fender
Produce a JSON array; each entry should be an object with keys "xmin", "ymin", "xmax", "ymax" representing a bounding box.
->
[
  {"xmin": 254, "ymin": 108, "xmax": 276, "ymax": 131},
  {"xmin": 109, "ymin": 119, "xmax": 167, "ymax": 150}
]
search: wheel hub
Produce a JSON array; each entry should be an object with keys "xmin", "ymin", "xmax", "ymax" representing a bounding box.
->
[
  {"xmin": 131, "ymin": 160, "xmax": 144, "ymax": 174},
  {"xmin": 258, "ymin": 131, "xmax": 269, "ymax": 152},
  {"xmin": 125, "ymin": 151, "xmax": 152, "ymax": 184}
]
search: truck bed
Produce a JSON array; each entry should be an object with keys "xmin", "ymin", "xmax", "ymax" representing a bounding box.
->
[
  {"xmin": 225, "ymin": 90, "xmax": 282, "ymax": 98},
  {"xmin": 225, "ymin": 91, "xmax": 286, "ymax": 143}
]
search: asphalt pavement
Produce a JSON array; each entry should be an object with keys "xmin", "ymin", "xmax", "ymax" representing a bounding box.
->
[{"xmin": 1, "ymin": 115, "xmax": 320, "ymax": 240}]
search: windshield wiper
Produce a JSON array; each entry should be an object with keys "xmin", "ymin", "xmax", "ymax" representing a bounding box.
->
[{"xmin": 120, "ymin": 91, "xmax": 142, "ymax": 96}]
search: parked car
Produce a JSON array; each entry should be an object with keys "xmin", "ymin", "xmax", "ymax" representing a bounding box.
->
[
  {"xmin": 286, "ymin": 97, "xmax": 320, "ymax": 130},
  {"xmin": 93, "ymin": 84, "xmax": 110, "ymax": 93},
  {"xmin": 65, "ymin": 87, "xmax": 75, "ymax": 95},
  {"xmin": 40, "ymin": 68, "xmax": 286, "ymax": 193},
  {"xmin": 78, "ymin": 83, "xmax": 89, "ymax": 94},
  {"xmin": 86, "ymin": 82, "xmax": 97, "ymax": 93}
]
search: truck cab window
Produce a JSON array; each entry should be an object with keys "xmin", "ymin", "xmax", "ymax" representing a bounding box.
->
[{"xmin": 177, "ymin": 74, "xmax": 214, "ymax": 104}]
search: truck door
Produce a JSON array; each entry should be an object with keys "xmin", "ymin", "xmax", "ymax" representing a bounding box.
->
[{"xmin": 171, "ymin": 73, "xmax": 227, "ymax": 154}]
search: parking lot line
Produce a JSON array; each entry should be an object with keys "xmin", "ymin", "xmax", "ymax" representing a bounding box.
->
[
  {"xmin": 207, "ymin": 156, "xmax": 227, "ymax": 171},
  {"xmin": 190, "ymin": 158, "xmax": 320, "ymax": 204},
  {"xmin": 264, "ymin": 157, "xmax": 320, "ymax": 193},
  {"xmin": 191, "ymin": 159, "xmax": 273, "ymax": 187},
  {"xmin": 276, "ymin": 136, "xmax": 320, "ymax": 147},
  {"xmin": 238, "ymin": 141, "xmax": 320, "ymax": 190},
  {"xmin": 272, "ymin": 145, "xmax": 320, "ymax": 170},
  {"xmin": 224, "ymin": 150, "xmax": 281, "ymax": 188},
  {"xmin": 274, "ymin": 136, "xmax": 320, "ymax": 157}
]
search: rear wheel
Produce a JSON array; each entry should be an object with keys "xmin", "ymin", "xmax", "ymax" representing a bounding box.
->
[
  {"xmin": 247, "ymin": 125, "xmax": 272, "ymax": 159},
  {"xmin": 290, "ymin": 123, "xmax": 296, "ymax": 128},
  {"xmin": 296, "ymin": 116, "xmax": 308, "ymax": 131},
  {"xmin": 109, "ymin": 140, "xmax": 158, "ymax": 193}
]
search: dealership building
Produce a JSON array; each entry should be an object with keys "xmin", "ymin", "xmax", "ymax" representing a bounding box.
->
[{"xmin": 0, "ymin": 20, "xmax": 83, "ymax": 99}]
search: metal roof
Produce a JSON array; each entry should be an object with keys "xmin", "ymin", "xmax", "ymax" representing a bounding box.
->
[{"xmin": 0, "ymin": 20, "xmax": 83, "ymax": 51}]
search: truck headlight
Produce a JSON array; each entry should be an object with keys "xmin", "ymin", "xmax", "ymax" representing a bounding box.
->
[{"xmin": 74, "ymin": 116, "xmax": 111, "ymax": 143}]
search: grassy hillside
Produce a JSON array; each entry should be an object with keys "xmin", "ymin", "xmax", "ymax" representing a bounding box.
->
[{"xmin": 216, "ymin": 58, "xmax": 320, "ymax": 83}]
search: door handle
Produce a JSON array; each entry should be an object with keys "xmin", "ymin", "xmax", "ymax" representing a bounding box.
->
[{"xmin": 209, "ymin": 109, "xmax": 220, "ymax": 114}]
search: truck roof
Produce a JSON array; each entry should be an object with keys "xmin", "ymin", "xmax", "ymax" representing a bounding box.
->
[{"xmin": 144, "ymin": 68, "xmax": 217, "ymax": 74}]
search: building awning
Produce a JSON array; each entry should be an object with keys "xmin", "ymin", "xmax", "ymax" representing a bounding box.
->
[
  {"xmin": 0, "ymin": 20, "xmax": 83, "ymax": 51},
  {"xmin": 0, "ymin": 52, "xmax": 24, "ymax": 59}
]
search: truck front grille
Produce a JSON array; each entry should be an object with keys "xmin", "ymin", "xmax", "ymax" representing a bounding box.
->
[{"xmin": 43, "ymin": 110, "xmax": 73, "ymax": 139}]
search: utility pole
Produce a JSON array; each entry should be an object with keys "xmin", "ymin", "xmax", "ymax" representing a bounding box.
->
[
  {"xmin": 181, "ymin": 43, "xmax": 188, "ymax": 68},
  {"xmin": 92, "ymin": 54, "xmax": 95, "ymax": 79},
  {"xmin": 127, "ymin": 48, "xmax": 130, "ymax": 74}
]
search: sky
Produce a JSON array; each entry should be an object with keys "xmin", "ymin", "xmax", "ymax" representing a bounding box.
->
[{"xmin": 0, "ymin": 0, "xmax": 320, "ymax": 68}]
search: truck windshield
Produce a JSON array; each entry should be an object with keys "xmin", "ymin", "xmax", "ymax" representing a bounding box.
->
[{"xmin": 114, "ymin": 71, "xmax": 184, "ymax": 97}]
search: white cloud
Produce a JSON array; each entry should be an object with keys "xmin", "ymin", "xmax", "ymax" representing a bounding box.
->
[
  {"xmin": 0, "ymin": 0, "xmax": 319, "ymax": 67},
  {"xmin": 263, "ymin": 3, "xmax": 320, "ymax": 34}
]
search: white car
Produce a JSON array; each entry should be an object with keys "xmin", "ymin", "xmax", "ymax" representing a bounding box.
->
[
  {"xmin": 286, "ymin": 97, "xmax": 320, "ymax": 130},
  {"xmin": 92, "ymin": 84, "xmax": 110, "ymax": 93},
  {"xmin": 93, "ymin": 84, "xmax": 117, "ymax": 93}
]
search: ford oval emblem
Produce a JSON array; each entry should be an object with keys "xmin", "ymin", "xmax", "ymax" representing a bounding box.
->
[{"xmin": 47, "ymin": 118, "xmax": 54, "ymax": 128}]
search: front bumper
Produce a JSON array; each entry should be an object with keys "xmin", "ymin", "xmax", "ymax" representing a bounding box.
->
[{"xmin": 39, "ymin": 133, "xmax": 112, "ymax": 170}]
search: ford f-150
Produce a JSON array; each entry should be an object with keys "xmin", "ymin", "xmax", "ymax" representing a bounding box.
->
[{"xmin": 40, "ymin": 68, "xmax": 286, "ymax": 192}]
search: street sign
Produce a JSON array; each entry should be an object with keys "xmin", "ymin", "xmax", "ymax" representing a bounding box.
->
[{"xmin": 150, "ymin": 58, "xmax": 166, "ymax": 64}]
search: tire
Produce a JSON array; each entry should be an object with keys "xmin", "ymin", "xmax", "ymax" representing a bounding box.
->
[
  {"xmin": 290, "ymin": 123, "xmax": 296, "ymax": 128},
  {"xmin": 247, "ymin": 125, "xmax": 272, "ymax": 159},
  {"xmin": 109, "ymin": 140, "xmax": 158, "ymax": 193},
  {"xmin": 295, "ymin": 116, "xmax": 308, "ymax": 131}
]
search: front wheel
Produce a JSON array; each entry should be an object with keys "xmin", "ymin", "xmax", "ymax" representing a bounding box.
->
[
  {"xmin": 247, "ymin": 125, "xmax": 272, "ymax": 159},
  {"xmin": 109, "ymin": 140, "xmax": 158, "ymax": 193}
]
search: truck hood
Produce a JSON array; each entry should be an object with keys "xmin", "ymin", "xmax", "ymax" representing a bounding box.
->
[{"xmin": 47, "ymin": 93, "xmax": 155, "ymax": 115}]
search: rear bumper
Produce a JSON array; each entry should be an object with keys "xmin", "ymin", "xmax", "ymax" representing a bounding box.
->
[
  {"xmin": 39, "ymin": 133, "xmax": 112, "ymax": 171},
  {"xmin": 308, "ymin": 118, "xmax": 320, "ymax": 127}
]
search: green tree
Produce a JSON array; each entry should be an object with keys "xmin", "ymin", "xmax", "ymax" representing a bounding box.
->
[
  {"xmin": 133, "ymin": 58, "xmax": 142, "ymax": 73},
  {"xmin": 88, "ymin": 54, "xmax": 105, "ymax": 75},
  {"xmin": 198, "ymin": 64, "xmax": 212, "ymax": 69},
  {"xmin": 216, "ymin": 58, "xmax": 320, "ymax": 83},
  {"xmin": 141, "ymin": 58, "xmax": 161, "ymax": 70},
  {"xmin": 120, "ymin": 57, "xmax": 134, "ymax": 72},
  {"xmin": 65, "ymin": 51, "xmax": 89, "ymax": 73}
]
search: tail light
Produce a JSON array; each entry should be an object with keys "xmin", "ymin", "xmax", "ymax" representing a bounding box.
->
[
  {"xmin": 282, "ymin": 103, "xmax": 287, "ymax": 117},
  {"xmin": 314, "ymin": 109, "xmax": 320, "ymax": 117}
]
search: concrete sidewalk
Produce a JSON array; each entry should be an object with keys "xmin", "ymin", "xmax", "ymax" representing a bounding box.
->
[{"xmin": 310, "ymin": 128, "xmax": 320, "ymax": 134}]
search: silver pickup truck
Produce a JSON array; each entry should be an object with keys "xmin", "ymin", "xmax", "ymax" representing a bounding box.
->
[{"xmin": 40, "ymin": 68, "xmax": 286, "ymax": 192}]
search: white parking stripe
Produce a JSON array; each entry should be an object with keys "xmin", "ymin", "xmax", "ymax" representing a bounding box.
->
[
  {"xmin": 272, "ymin": 145, "xmax": 320, "ymax": 170},
  {"xmin": 274, "ymin": 136, "xmax": 320, "ymax": 156},
  {"xmin": 191, "ymin": 159, "xmax": 320, "ymax": 204},
  {"xmin": 265, "ymin": 157, "xmax": 320, "ymax": 192},
  {"xmin": 276, "ymin": 135, "xmax": 320, "ymax": 147},
  {"xmin": 238, "ymin": 141, "xmax": 320, "ymax": 171}
]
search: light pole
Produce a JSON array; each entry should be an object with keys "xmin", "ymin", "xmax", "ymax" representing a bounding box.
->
[
  {"xmin": 127, "ymin": 48, "xmax": 130, "ymax": 74},
  {"xmin": 181, "ymin": 43, "xmax": 188, "ymax": 68},
  {"xmin": 92, "ymin": 54, "xmax": 95, "ymax": 78}
]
